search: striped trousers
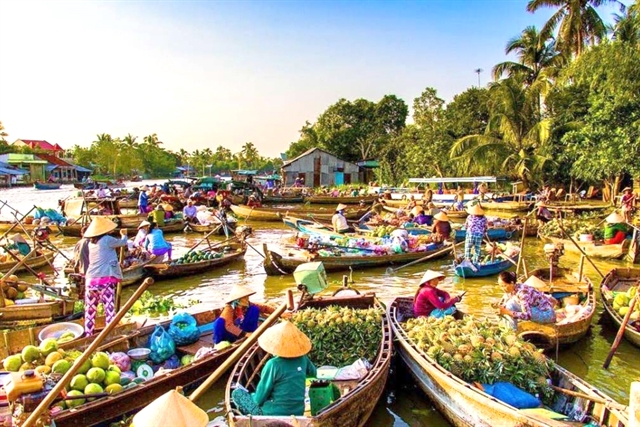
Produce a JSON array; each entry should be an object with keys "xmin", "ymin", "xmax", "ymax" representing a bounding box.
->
[{"xmin": 464, "ymin": 232, "xmax": 484, "ymax": 264}]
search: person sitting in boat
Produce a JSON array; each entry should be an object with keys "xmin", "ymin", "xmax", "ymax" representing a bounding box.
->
[
  {"xmin": 382, "ymin": 189, "xmax": 392, "ymax": 200},
  {"xmin": 148, "ymin": 204, "xmax": 165, "ymax": 227},
  {"xmin": 620, "ymin": 187, "xmax": 636, "ymax": 223},
  {"xmin": 498, "ymin": 272, "xmax": 557, "ymax": 326},
  {"xmin": 131, "ymin": 221, "xmax": 151, "ymax": 249},
  {"xmin": 5, "ymin": 233, "xmax": 31, "ymax": 256},
  {"xmin": 144, "ymin": 222, "xmax": 172, "ymax": 261},
  {"xmin": 183, "ymin": 200, "xmax": 198, "ymax": 223},
  {"xmin": 406, "ymin": 195, "xmax": 417, "ymax": 210},
  {"xmin": 453, "ymin": 187, "xmax": 465, "ymax": 211},
  {"xmin": 34, "ymin": 217, "xmax": 53, "ymax": 242},
  {"xmin": 391, "ymin": 228, "xmax": 409, "ymax": 253},
  {"xmin": 603, "ymin": 211, "xmax": 628, "ymax": 245},
  {"xmin": 231, "ymin": 321, "xmax": 316, "ymax": 416},
  {"xmin": 213, "ymin": 285, "xmax": 275, "ymax": 344},
  {"xmin": 332, "ymin": 203, "xmax": 353, "ymax": 233},
  {"xmin": 533, "ymin": 201, "xmax": 553, "ymax": 226},
  {"xmin": 247, "ymin": 194, "xmax": 262, "ymax": 208},
  {"xmin": 162, "ymin": 203, "xmax": 175, "ymax": 220},
  {"xmin": 413, "ymin": 207, "xmax": 431, "ymax": 226},
  {"xmin": 431, "ymin": 211, "xmax": 452, "ymax": 242},
  {"xmin": 413, "ymin": 270, "xmax": 462, "ymax": 318},
  {"xmin": 463, "ymin": 204, "xmax": 487, "ymax": 264},
  {"xmin": 423, "ymin": 188, "xmax": 433, "ymax": 203}
]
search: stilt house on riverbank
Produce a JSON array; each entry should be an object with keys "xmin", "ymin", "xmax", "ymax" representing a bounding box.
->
[{"xmin": 280, "ymin": 147, "xmax": 363, "ymax": 187}]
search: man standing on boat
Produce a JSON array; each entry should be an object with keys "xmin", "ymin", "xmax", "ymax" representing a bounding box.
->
[{"xmin": 138, "ymin": 185, "xmax": 150, "ymax": 214}]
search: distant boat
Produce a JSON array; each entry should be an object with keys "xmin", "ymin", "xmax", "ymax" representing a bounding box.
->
[{"xmin": 34, "ymin": 182, "xmax": 62, "ymax": 190}]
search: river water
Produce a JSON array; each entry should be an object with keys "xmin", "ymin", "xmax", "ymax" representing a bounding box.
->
[{"xmin": 1, "ymin": 182, "xmax": 638, "ymax": 426}]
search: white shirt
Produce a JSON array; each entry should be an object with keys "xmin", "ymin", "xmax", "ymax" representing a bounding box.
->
[{"xmin": 332, "ymin": 213, "xmax": 348, "ymax": 232}]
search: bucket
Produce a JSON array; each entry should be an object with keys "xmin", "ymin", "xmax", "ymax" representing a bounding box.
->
[
  {"xmin": 24, "ymin": 217, "xmax": 34, "ymax": 225},
  {"xmin": 308, "ymin": 380, "xmax": 341, "ymax": 416},
  {"xmin": 578, "ymin": 234, "xmax": 593, "ymax": 242}
]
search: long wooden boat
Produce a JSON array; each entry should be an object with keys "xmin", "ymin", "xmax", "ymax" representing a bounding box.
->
[
  {"xmin": 263, "ymin": 194, "xmax": 304, "ymax": 204},
  {"xmin": 389, "ymin": 297, "xmax": 629, "ymax": 427},
  {"xmin": 383, "ymin": 205, "xmax": 468, "ymax": 220},
  {"xmin": 144, "ymin": 241, "xmax": 246, "ymax": 280},
  {"xmin": 117, "ymin": 198, "xmax": 138, "ymax": 209},
  {"xmin": 303, "ymin": 194, "xmax": 378, "ymax": 204},
  {"xmin": 0, "ymin": 297, "xmax": 75, "ymax": 325},
  {"xmin": 34, "ymin": 182, "xmax": 63, "ymax": 190},
  {"xmin": 518, "ymin": 267, "xmax": 596, "ymax": 348},
  {"xmin": 0, "ymin": 250, "xmax": 56, "ymax": 274},
  {"xmin": 226, "ymin": 292, "xmax": 392, "ymax": 427},
  {"xmin": 0, "ymin": 221, "xmax": 40, "ymax": 233},
  {"xmin": 479, "ymin": 200, "xmax": 534, "ymax": 212},
  {"xmin": 541, "ymin": 235, "xmax": 630, "ymax": 260},
  {"xmin": 263, "ymin": 243, "xmax": 452, "ymax": 275},
  {"xmin": 453, "ymin": 255, "xmax": 517, "ymax": 278},
  {"xmin": 185, "ymin": 221, "xmax": 237, "ymax": 235},
  {"xmin": 33, "ymin": 307, "xmax": 244, "ymax": 427},
  {"xmin": 230, "ymin": 204, "xmax": 369, "ymax": 222},
  {"xmin": 58, "ymin": 219, "xmax": 185, "ymax": 237},
  {"xmin": 600, "ymin": 267, "xmax": 640, "ymax": 348}
]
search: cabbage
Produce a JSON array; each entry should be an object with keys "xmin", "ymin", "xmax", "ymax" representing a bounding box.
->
[{"xmin": 109, "ymin": 352, "xmax": 131, "ymax": 372}]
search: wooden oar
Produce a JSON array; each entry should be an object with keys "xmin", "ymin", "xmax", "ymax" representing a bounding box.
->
[
  {"xmin": 186, "ymin": 233, "xmax": 237, "ymax": 256},
  {"xmin": 385, "ymin": 245, "xmax": 453, "ymax": 274},
  {"xmin": 516, "ymin": 217, "xmax": 528, "ymax": 276},
  {"xmin": 188, "ymin": 290, "xmax": 294, "ymax": 402},
  {"xmin": 557, "ymin": 222, "xmax": 605, "ymax": 279},
  {"xmin": 603, "ymin": 282, "xmax": 640, "ymax": 369},
  {"xmin": 22, "ymin": 277, "xmax": 154, "ymax": 427},
  {"xmin": 549, "ymin": 385, "xmax": 628, "ymax": 411}
]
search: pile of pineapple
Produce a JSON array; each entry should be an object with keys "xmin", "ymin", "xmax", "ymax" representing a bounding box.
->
[{"xmin": 403, "ymin": 315, "xmax": 554, "ymax": 401}]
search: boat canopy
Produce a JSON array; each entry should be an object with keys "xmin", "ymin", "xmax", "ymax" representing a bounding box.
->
[{"xmin": 408, "ymin": 176, "xmax": 498, "ymax": 184}]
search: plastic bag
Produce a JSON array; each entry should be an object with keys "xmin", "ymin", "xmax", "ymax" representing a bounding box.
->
[
  {"xmin": 168, "ymin": 312, "xmax": 200, "ymax": 346},
  {"xmin": 148, "ymin": 325, "xmax": 176, "ymax": 363},
  {"xmin": 335, "ymin": 358, "xmax": 371, "ymax": 380},
  {"xmin": 481, "ymin": 382, "xmax": 541, "ymax": 409}
]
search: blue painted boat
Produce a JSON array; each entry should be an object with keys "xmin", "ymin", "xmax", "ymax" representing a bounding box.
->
[
  {"xmin": 453, "ymin": 255, "xmax": 518, "ymax": 278},
  {"xmin": 34, "ymin": 182, "xmax": 62, "ymax": 190}
]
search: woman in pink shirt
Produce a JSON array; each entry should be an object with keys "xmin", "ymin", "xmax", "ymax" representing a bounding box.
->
[{"xmin": 413, "ymin": 270, "xmax": 462, "ymax": 318}]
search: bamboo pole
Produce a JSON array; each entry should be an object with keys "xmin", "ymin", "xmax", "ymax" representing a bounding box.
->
[
  {"xmin": 516, "ymin": 218, "xmax": 527, "ymax": 276},
  {"xmin": 22, "ymin": 277, "xmax": 154, "ymax": 427},
  {"xmin": 603, "ymin": 282, "xmax": 640, "ymax": 369},
  {"xmin": 0, "ymin": 205, "xmax": 36, "ymax": 241},
  {"xmin": 188, "ymin": 290, "xmax": 293, "ymax": 402},
  {"xmin": 557, "ymin": 223, "xmax": 605, "ymax": 279}
]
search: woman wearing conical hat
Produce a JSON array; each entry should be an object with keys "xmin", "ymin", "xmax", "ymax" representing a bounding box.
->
[
  {"xmin": 332, "ymin": 203, "xmax": 353, "ymax": 233},
  {"xmin": 6, "ymin": 233, "xmax": 31, "ymax": 256},
  {"xmin": 84, "ymin": 217, "xmax": 128, "ymax": 335},
  {"xmin": 431, "ymin": 211, "xmax": 452, "ymax": 242},
  {"xmin": 533, "ymin": 201, "xmax": 553, "ymax": 227},
  {"xmin": 463, "ymin": 203, "xmax": 487, "ymax": 264},
  {"xmin": 212, "ymin": 285, "xmax": 275, "ymax": 345},
  {"xmin": 498, "ymin": 272, "xmax": 557, "ymax": 327},
  {"xmin": 603, "ymin": 211, "xmax": 628, "ymax": 245},
  {"xmin": 620, "ymin": 187, "xmax": 635, "ymax": 223},
  {"xmin": 413, "ymin": 270, "xmax": 462, "ymax": 318},
  {"xmin": 231, "ymin": 321, "xmax": 317, "ymax": 416}
]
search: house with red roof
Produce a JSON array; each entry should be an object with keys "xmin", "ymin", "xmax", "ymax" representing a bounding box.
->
[
  {"xmin": 36, "ymin": 153, "xmax": 78, "ymax": 182},
  {"xmin": 12, "ymin": 139, "xmax": 65, "ymax": 158}
]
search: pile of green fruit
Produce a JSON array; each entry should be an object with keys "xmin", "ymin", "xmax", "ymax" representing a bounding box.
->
[
  {"xmin": 129, "ymin": 291, "xmax": 186, "ymax": 317},
  {"xmin": 292, "ymin": 306, "xmax": 382, "ymax": 367},
  {"xmin": 170, "ymin": 250, "xmax": 222, "ymax": 266},
  {"xmin": 611, "ymin": 287, "xmax": 639, "ymax": 320},
  {"xmin": 3, "ymin": 342, "xmax": 125, "ymax": 410},
  {"xmin": 403, "ymin": 315, "xmax": 554, "ymax": 402},
  {"xmin": 538, "ymin": 218, "xmax": 604, "ymax": 240},
  {"xmin": 373, "ymin": 225, "xmax": 395, "ymax": 237}
]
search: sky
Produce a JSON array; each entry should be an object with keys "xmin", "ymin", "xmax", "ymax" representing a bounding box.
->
[{"xmin": 0, "ymin": 0, "xmax": 626, "ymax": 158}]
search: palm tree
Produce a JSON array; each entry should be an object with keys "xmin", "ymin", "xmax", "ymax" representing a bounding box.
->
[
  {"xmin": 610, "ymin": 2, "xmax": 640, "ymax": 44},
  {"xmin": 123, "ymin": 133, "xmax": 138, "ymax": 147},
  {"xmin": 143, "ymin": 133, "xmax": 163, "ymax": 147},
  {"xmin": 0, "ymin": 121, "xmax": 8, "ymax": 143},
  {"xmin": 527, "ymin": 0, "xmax": 624, "ymax": 57},
  {"xmin": 450, "ymin": 78, "xmax": 552, "ymax": 188},
  {"xmin": 241, "ymin": 142, "xmax": 259, "ymax": 169}
]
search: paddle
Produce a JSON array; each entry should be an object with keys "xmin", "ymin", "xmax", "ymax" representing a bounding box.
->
[
  {"xmin": 385, "ymin": 244, "xmax": 453, "ymax": 274},
  {"xmin": 22, "ymin": 278, "xmax": 154, "ymax": 427},
  {"xmin": 516, "ymin": 217, "xmax": 528, "ymax": 276},
  {"xmin": 188, "ymin": 289, "xmax": 294, "ymax": 402},
  {"xmin": 603, "ymin": 281, "xmax": 640, "ymax": 369},
  {"xmin": 549, "ymin": 385, "xmax": 627, "ymax": 411},
  {"xmin": 556, "ymin": 222, "xmax": 605, "ymax": 279}
]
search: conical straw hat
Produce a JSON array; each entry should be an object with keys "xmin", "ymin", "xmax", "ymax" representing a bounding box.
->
[
  {"xmin": 162, "ymin": 203, "xmax": 174, "ymax": 212},
  {"xmin": 467, "ymin": 203, "xmax": 485, "ymax": 216},
  {"xmin": 138, "ymin": 221, "xmax": 151, "ymax": 229},
  {"xmin": 606, "ymin": 212, "xmax": 625, "ymax": 224},
  {"xmin": 434, "ymin": 211, "xmax": 449, "ymax": 222},
  {"xmin": 83, "ymin": 216, "xmax": 117, "ymax": 238},
  {"xmin": 131, "ymin": 389, "xmax": 208, "ymax": 427},
  {"xmin": 411, "ymin": 206, "xmax": 423, "ymax": 217},
  {"xmin": 419, "ymin": 269, "xmax": 445, "ymax": 286},
  {"xmin": 336, "ymin": 203, "xmax": 348, "ymax": 211},
  {"xmin": 10, "ymin": 234, "xmax": 27, "ymax": 244},
  {"xmin": 258, "ymin": 321, "xmax": 312, "ymax": 358},
  {"xmin": 523, "ymin": 275, "xmax": 547, "ymax": 290},
  {"xmin": 225, "ymin": 285, "xmax": 256, "ymax": 304}
]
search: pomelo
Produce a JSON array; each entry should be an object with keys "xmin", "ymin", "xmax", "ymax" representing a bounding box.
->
[
  {"xmin": 66, "ymin": 390, "xmax": 86, "ymax": 408},
  {"xmin": 45, "ymin": 352, "xmax": 63, "ymax": 367},
  {"xmin": 70, "ymin": 374, "xmax": 89, "ymax": 391},
  {"xmin": 84, "ymin": 383, "xmax": 104, "ymax": 400},
  {"xmin": 52, "ymin": 359, "xmax": 72, "ymax": 375},
  {"xmin": 104, "ymin": 371, "xmax": 120, "ymax": 386},
  {"xmin": 91, "ymin": 352, "xmax": 110, "ymax": 369},
  {"xmin": 39, "ymin": 338, "xmax": 58, "ymax": 356},
  {"xmin": 21, "ymin": 345, "xmax": 41, "ymax": 363},
  {"xmin": 105, "ymin": 383, "xmax": 124, "ymax": 395},
  {"xmin": 76, "ymin": 358, "xmax": 92, "ymax": 374},
  {"xmin": 3, "ymin": 354, "xmax": 22, "ymax": 372},
  {"xmin": 86, "ymin": 367, "xmax": 106, "ymax": 384},
  {"xmin": 19, "ymin": 362, "xmax": 35, "ymax": 372},
  {"xmin": 108, "ymin": 365, "xmax": 121, "ymax": 374},
  {"xmin": 181, "ymin": 354, "xmax": 194, "ymax": 366},
  {"xmin": 35, "ymin": 365, "xmax": 51, "ymax": 375}
]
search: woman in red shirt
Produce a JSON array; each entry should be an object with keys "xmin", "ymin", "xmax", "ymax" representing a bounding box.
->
[{"xmin": 413, "ymin": 270, "xmax": 462, "ymax": 318}]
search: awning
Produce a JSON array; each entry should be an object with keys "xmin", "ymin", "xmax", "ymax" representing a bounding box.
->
[
  {"xmin": 46, "ymin": 165, "xmax": 58, "ymax": 172},
  {"xmin": 0, "ymin": 165, "xmax": 28, "ymax": 175},
  {"xmin": 75, "ymin": 165, "xmax": 92, "ymax": 173}
]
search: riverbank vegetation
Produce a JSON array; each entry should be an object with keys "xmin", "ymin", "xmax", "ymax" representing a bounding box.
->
[{"xmin": 286, "ymin": 0, "xmax": 640, "ymax": 193}]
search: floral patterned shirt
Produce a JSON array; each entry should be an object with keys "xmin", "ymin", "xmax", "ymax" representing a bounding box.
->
[
  {"xmin": 465, "ymin": 214, "xmax": 487, "ymax": 235},
  {"xmin": 505, "ymin": 283, "xmax": 554, "ymax": 320}
]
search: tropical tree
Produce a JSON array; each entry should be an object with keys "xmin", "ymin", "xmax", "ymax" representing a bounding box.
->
[
  {"xmin": 450, "ymin": 78, "xmax": 552, "ymax": 188},
  {"xmin": 610, "ymin": 2, "xmax": 640, "ymax": 45},
  {"xmin": 412, "ymin": 88, "xmax": 445, "ymax": 132},
  {"xmin": 526, "ymin": 0, "xmax": 624, "ymax": 57},
  {"xmin": 240, "ymin": 142, "xmax": 260, "ymax": 169},
  {"xmin": 0, "ymin": 121, "xmax": 7, "ymax": 143},
  {"xmin": 443, "ymin": 87, "xmax": 491, "ymax": 140}
]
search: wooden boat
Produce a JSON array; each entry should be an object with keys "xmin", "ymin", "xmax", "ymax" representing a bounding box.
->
[
  {"xmin": 38, "ymin": 307, "xmax": 246, "ymax": 427},
  {"xmin": 144, "ymin": 241, "xmax": 246, "ymax": 280},
  {"xmin": 303, "ymin": 194, "xmax": 378, "ymax": 204},
  {"xmin": 389, "ymin": 297, "xmax": 629, "ymax": 427},
  {"xmin": 230, "ymin": 204, "xmax": 369, "ymax": 222},
  {"xmin": 263, "ymin": 194, "xmax": 304, "ymax": 204},
  {"xmin": 263, "ymin": 243, "xmax": 453, "ymax": 275},
  {"xmin": 453, "ymin": 255, "xmax": 518, "ymax": 278},
  {"xmin": 58, "ymin": 219, "xmax": 185, "ymax": 237},
  {"xmin": 383, "ymin": 205, "xmax": 468, "ymax": 220},
  {"xmin": 117, "ymin": 198, "xmax": 138, "ymax": 209},
  {"xmin": 185, "ymin": 221, "xmax": 237, "ymax": 235},
  {"xmin": 33, "ymin": 182, "xmax": 62, "ymax": 190},
  {"xmin": 0, "ymin": 250, "xmax": 56, "ymax": 274},
  {"xmin": 0, "ymin": 296, "xmax": 75, "ymax": 326},
  {"xmin": 74, "ymin": 180, "xmax": 126, "ymax": 190},
  {"xmin": 226, "ymin": 292, "xmax": 392, "ymax": 427},
  {"xmin": 600, "ymin": 267, "xmax": 640, "ymax": 348},
  {"xmin": 0, "ymin": 221, "xmax": 41, "ymax": 233},
  {"xmin": 541, "ymin": 235, "xmax": 630, "ymax": 260},
  {"xmin": 479, "ymin": 200, "xmax": 534, "ymax": 212}
]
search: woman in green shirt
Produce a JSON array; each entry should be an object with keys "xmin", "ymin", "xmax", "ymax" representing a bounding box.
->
[
  {"xmin": 6, "ymin": 234, "xmax": 31, "ymax": 256},
  {"xmin": 232, "ymin": 321, "xmax": 317, "ymax": 416}
]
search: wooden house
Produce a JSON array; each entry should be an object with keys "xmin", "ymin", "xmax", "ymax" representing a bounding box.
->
[{"xmin": 280, "ymin": 148, "xmax": 362, "ymax": 187}]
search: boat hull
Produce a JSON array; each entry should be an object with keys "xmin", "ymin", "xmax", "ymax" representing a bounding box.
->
[
  {"xmin": 303, "ymin": 195, "xmax": 378, "ymax": 204},
  {"xmin": 0, "ymin": 251, "xmax": 56, "ymax": 274},
  {"xmin": 231, "ymin": 204, "xmax": 368, "ymax": 221},
  {"xmin": 34, "ymin": 183, "xmax": 62, "ymax": 190},
  {"xmin": 600, "ymin": 268, "xmax": 640, "ymax": 348},
  {"xmin": 144, "ymin": 245, "xmax": 246, "ymax": 280},
  {"xmin": 454, "ymin": 256, "xmax": 517, "ymax": 278},
  {"xmin": 542, "ymin": 236, "xmax": 629, "ymax": 260}
]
